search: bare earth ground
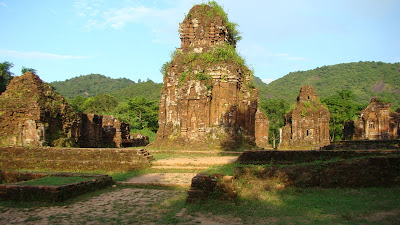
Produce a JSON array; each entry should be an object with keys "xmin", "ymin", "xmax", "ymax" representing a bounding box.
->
[
  {"xmin": 119, "ymin": 156, "xmax": 238, "ymax": 187},
  {"xmin": 152, "ymin": 156, "xmax": 238, "ymax": 166},
  {"xmin": 0, "ymin": 187, "xmax": 242, "ymax": 225},
  {"xmin": 120, "ymin": 173, "xmax": 197, "ymax": 186}
]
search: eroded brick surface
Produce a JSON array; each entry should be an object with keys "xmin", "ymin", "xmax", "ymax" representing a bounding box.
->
[
  {"xmin": 279, "ymin": 85, "xmax": 330, "ymax": 150},
  {"xmin": 152, "ymin": 5, "xmax": 268, "ymax": 150}
]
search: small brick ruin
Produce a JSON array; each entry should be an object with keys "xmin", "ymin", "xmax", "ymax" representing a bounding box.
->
[
  {"xmin": 78, "ymin": 114, "xmax": 149, "ymax": 148},
  {"xmin": 153, "ymin": 4, "xmax": 269, "ymax": 150},
  {"xmin": 0, "ymin": 72, "xmax": 148, "ymax": 148},
  {"xmin": 279, "ymin": 85, "xmax": 330, "ymax": 150},
  {"xmin": 186, "ymin": 173, "xmax": 237, "ymax": 203},
  {"xmin": 344, "ymin": 98, "xmax": 400, "ymax": 140}
]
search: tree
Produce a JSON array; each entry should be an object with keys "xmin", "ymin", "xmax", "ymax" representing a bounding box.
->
[
  {"xmin": 0, "ymin": 61, "xmax": 14, "ymax": 94},
  {"xmin": 67, "ymin": 96, "xmax": 88, "ymax": 112},
  {"xmin": 113, "ymin": 97, "xmax": 159, "ymax": 132},
  {"xmin": 80, "ymin": 94, "xmax": 118, "ymax": 115},
  {"xmin": 21, "ymin": 67, "xmax": 37, "ymax": 74},
  {"xmin": 322, "ymin": 90, "xmax": 364, "ymax": 141},
  {"xmin": 259, "ymin": 98, "xmax": 290, "ymax": 148}
]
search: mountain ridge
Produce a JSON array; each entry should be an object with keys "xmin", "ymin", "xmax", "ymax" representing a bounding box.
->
[
  {"xmin": 256, "ymin": 61, "xmax": 400, "ymax": 108},
  {"xmin": 50, "ymin": 61, "xmax": 400, "ymax": 108}
]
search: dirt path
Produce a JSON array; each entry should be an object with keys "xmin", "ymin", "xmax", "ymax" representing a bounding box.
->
[
  {"xmin": 152, "ymin": 156, "xmax": 238, "ymax": 167},
  {"xmin": 0, "ymin": 187, "xmax": 243, "ymax": 225},
  {"xmin": 120, "ymin": 173, "xmax": 197, "ymax": 187},
  {"xmin": 120, "ymin": 156, "xmax": 239, "ymax": 187}
]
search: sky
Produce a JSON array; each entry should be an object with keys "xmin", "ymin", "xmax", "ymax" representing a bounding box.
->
[{"xmin": 0, "ymin": 0, "xmax": 399, "ymax": 84}]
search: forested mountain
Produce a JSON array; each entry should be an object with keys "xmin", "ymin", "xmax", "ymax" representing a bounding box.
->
[
  {"xmin": 256, "ymin": 61, "xmax": 400, "ymax": 108},
  {"xmin": 50, "ymin": 74, "xmax": 162, "ymax": 102},
  {"xmin": 50, "ymin": 74, "xmax": 135, "ymax": 99},
  {"xmin": 111, "ymin": 80, "xmax": 162, "ymax": 102}
]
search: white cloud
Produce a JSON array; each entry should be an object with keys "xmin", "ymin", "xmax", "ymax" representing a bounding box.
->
[
  {"xmin": 72, "ymin": 0, "xmax": 192, "ymax": 43},
  {"xmin": 262, "ymin": 78, "xmax": 275, "ymax": 84},
  {"xmin": 0, "ymin": 49, "xmax": 88, "ymax": 60},
  {"xmin": 0, "ymin": 2, "xmax": 7, "ymax": 7}
]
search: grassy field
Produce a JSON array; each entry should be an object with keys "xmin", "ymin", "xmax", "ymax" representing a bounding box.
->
[{"xmin": 16, "ymin": 176, "xmax": 95, "ymax": 186}]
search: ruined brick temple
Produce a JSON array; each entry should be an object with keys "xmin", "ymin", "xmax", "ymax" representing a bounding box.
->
[
  {"xmin": 152, "ymin": 4, "xmax": 270, "ymax": 149},
  {"xmin": 0, "ymin": 72, "xmax": 147, "ymax": 148},
  {"xmin": 344, "ymin": 98, "xmax": 399, "ymax": 140},
  {"xmin": 0, "ymin": 72, "xmax": 81, "ymax": 147},
  {"xmin": 279, "ymin": 85, "xmax": 330, "ymax": 150}
]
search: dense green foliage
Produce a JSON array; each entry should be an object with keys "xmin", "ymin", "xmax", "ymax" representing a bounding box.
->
[
  {"xmin": 111, "ymin": 79, "xmax": 162, "ymax": 102},
  {"xmin": 21, "ymin": 67, "xmax": 37, "ymax": 74},
  {"xmin": 257, "ymin": 61, "xmax": 400, "ymax": 109},
  {"xmin": 50, "ymin": 74, "xmax": 135, "ymax": 99},
  {"xmin": 322, "ymin": 90, "xmax": 365, "ymax": 141},
  {"xmin": 50, "ymin": 74, "xmax": 162, "ymax": 102},
  {"xmin": 0, "ymin": 61, "xmax": 14, "ymax": 94},
  {"xmin": 113, "ymin": 97, "xmax": 159, "ymax": 132},
  {"xmin": 78, "ymin": 94, "xmax": 119, "ymax": 115},
  {"xmin": 259, "ymin": 98, "xmax": 290, "ymax": 147}
]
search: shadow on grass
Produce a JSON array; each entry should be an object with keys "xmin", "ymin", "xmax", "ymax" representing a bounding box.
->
[{"xmin": 163, "ymin": 186, "xmax": 400, "ymax": 224}]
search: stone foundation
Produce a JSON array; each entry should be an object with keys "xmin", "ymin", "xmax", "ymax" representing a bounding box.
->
[{"xmin": 0, "ymin": 172, "xmax": 113, "ymax": 202}]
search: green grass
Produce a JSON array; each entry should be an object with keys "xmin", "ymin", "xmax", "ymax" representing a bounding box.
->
[
  {"xmin": 17, "ymin": 176, "xmax": 95, "ymax": 186},
  {"xmin": 182, "ymin": 187, "xmax": 400, "ymax": 224},
  {"xmin": 1, "ymin": 184, "xmax": 399, "ymax": 224}
]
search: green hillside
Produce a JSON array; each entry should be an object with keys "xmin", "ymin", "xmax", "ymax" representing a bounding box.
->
[
  {"xmin": 50, "ymin": 74, "xmax": 135, "ymax": 99},
  {"xmin": 50, "ymin": 74, "xmax": 162, "ymax": 102},
  {"xmin": 111, "ymin": 80, "xmax": 162, "ymax": 102},
  {"xmin": 257, "ymin": 61, "xmax": 400, "ymax": 108}
]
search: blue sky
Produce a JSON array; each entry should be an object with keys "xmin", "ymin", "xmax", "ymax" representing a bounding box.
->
[{"xmin": 0, "ymin": 0, "xmax": 399, "ymax": 84}]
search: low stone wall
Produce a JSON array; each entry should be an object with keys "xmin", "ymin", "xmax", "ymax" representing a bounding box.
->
[
  {"xmin": 187, "ymin": 174, "xmax": 237, "ymax": 203},
  {"xmin": 0, "ymin": 170, "xmax": 47, "ymax": 184},
  {"xmin": 0, "ymin": 147, "xmax": 152, "ymax": 172},
  {"xmin": 323, "ymin": 140, "xmax": 400, "ymax": 150},
  {"xmin": 0, "ymin": 172, "xmax": 113, "ymax": 202},
  {"xmin": 236, "ymin": 156, "xmax": 400, "ymax": 188},
  {"xmin": 237, "ymin": 150, "xmax": 400, "ymax": 164}
]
